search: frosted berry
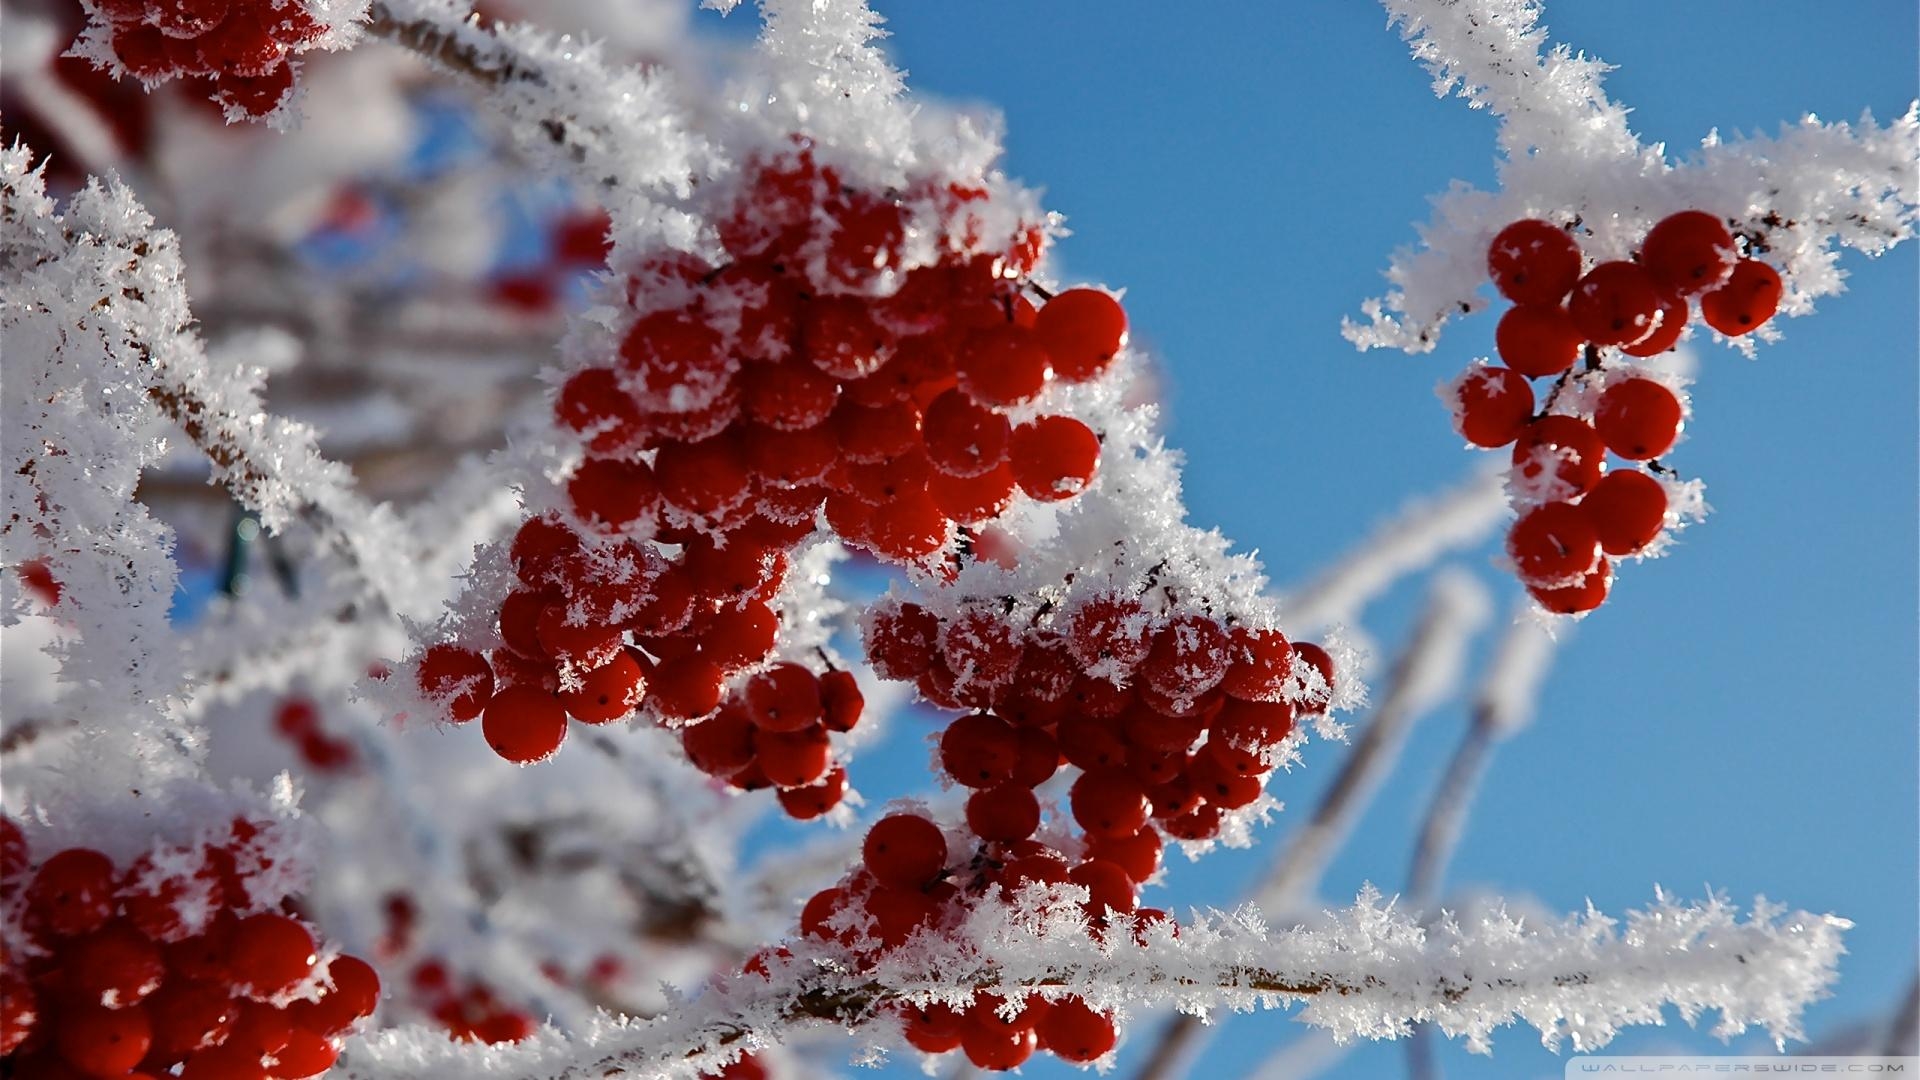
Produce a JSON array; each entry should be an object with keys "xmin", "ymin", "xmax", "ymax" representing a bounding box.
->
[
  {"xmin": 619, "ymin": 310, "xmax": 730, "ymax": 409},
  {"xmin": 940, "ymin": 712, "xmax": 1020, "ymax": 787},
  {"xmin": 1071, "ymin": 769, "xmax": 1150, "ymax": 838},
  {"xmin": 1140, "ymin": 613, "xmax": 1231, "ymax": 700},
  {"xmin": 966, "ymin": 785, "xmax": 1041, "ymax": 841},
  {"xmin": 1221, "ymin": 627, "xmax": 1294, "ymax": 702},
  {"xmin": 1034, "ymin": 288, "xmax": 1127, "ymax": 382},
  {"xmin": 57, "ymin": 1001, "xmax": 152, "ymax": 1074},
  {"xmin": 1594, "ymin": 378, "xmax": 1683, "ymax": 460},
  {"xmin": 63, "ymin": 921, "xmax": 165, "ymax": 1007},
  {"xmin": 1511, "ymin": 415, "xmax": 1606, "ymax": 499},
  {"xmin": 555, "ymin": 368, "xmax": 643, "ymax": 453},
  {"xmin": 1569, "ymin": 261, "xmax": 1664, "ymax": 346},
  {"xmin": 1008, "ymin": 415, "xmax": 1100, "ymax": 501},
  {"xmin": 1487, "ymin": 220, "xmax": 1582, "ymax": 305},
  {"xmin": 1699, "ymin": 259, "xmax": 1783, "ymax": 336},
  {"xmin": 1292, "ymin": 642, "xmax": 1336, "ymax": 715},
  {"xmin": 928, "ymin": 464, "xmax": 1017, "ymax": 524},
  {"xmin": 416, "ymin": 645, "xmax": 494, "ymax": 724},
  {"xmin": 862, "ymin": 814, "xmax": 947, "ymax": 890},
  {"xmin": 1036, "ymin": 997, "xmax": 1118, "ymax": 1063},
  {"xmin": 956, "ymin": 326, "xmax": 1049, "ymax": 406},
  {"xmin": 1451, "ymin": 366, "xmax": 1535, "ymax": 448},
  {"xmin": 757, "ymin": 725, "xmax": 831, "ymax": 788},
  {"xmin": 939, "ymin": 608, "xmax": 1024, "ymax": 697},
  {"xmin": 650, "ymin": 657, "xmax": 726, "ymax": 721},
  {"xmin": 1508, "ymin": 502, "xmax": 1601, "ymax": 586},
  {"xmin": 1496, "ymin": 304, "xmax": 1582, "ymax": 377},
  {"xmin": 1622, "ymin": 288, "xmax": 1689, "ymax": 357},
  {"xmin": 268, "ymin": 1027, "xmax": 340, "ymax": 1077},
  {"xmin": 482, "ymin": 685, "xmax": 570, "ymax": 763},
  {"xmin": 776, "ymin": 767, "xmax": 847, "ymax": 819},
  {"xmin": 1067, "ymin": 594, "xmax": 1153, "ymax": 677},
  {"xmin": 1529, "ymin": 558, "xmax": 1612, "ymax": 614},
  {"xmin": 558, "ymin": 650, "xmax": 646, "ymax": 723},
  {"xmin": 865, "ymin": 602, "xmax": 939, "ymax": 680},
  {"xmin": 744, "ymin": 663, "xmax": 823, "ymax": 733},
  {"xmin": 1582, "ymin": 470, "xmax": 1668, "ymax": 556},
  {"xmin": 867, "ymin": 490, "xmax": 950, "ymax": 562},
  {"xmin": 28, "ymin": 847, "xmax": 117, "ymax": 937},
  {"xmin": 743, "ymin": 360, "xmax": 840, "ymax": 431},
  {"xmin": 653, "ymin": 437, "xmax": 752, "ymax": 520},
  {"xmin": 229, "ymin": 913, "xmax": 317, "ymax": 996},
  {"xmin": 567, "ymin": 457, "xmax": 660, "ymax": 533},
  {"xmin": 1642, "ymin": 211, "xmax": 1736, "ymax": 296},
  {"xmin": 291, "ymin": 954, "xmax": 380, "ymax": 1036}
]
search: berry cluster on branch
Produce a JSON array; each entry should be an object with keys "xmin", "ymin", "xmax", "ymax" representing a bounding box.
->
[
  {"xmin": 1447, "ymin": 211, "xmax": 1779, "ymax": 613},
  {"xmin": 0, "ymin": 817, "xmax": 377, "ymax": 1078}
]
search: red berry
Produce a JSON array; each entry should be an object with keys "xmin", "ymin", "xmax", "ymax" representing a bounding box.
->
[
  {"xmin": 266, "ymin": 1028, "xmax": 339, "ymax": 1077},
  {"xmin": 144, "ymin": 978, "xmax": 237, "ymax": 1059},
  {"xmin": 966, "ymin": 785, "xmax": 1040, "ymax": 841},
  {"xmin": 744, "ymin": 663, "xmax": 822, "ymax": 732},
  {"xmin": 229, "ymin": 913, "xmax": 317, "ymax": 996},
  {"xmin": 800, "ymin": 886, "xmax": 851, "ymax": 942},
  {"xmin": 1036, "ymin": 997, "xmax": 1118, "ymax": 1063},
  {"xmin": 1162, "ymin": 803, "xmax": 1222, "ymax": 841},
  {"xmin": 1495, "ymin": 304, "xmax": 1583, "ymax": 377},
  {"xmin": 928, "ymin": 463, "xmax": 1017, "ymax": 524},
  {"xmin": 558, "ymin": 650, "xmax": 646, "ymax": 723},
  {"xmin": 757, "ymin": 725, "xmax": 831, "ymax": 789},
  {"xmin": 681, "ymin": 706, "xmax": 756, "ymax": 775},
  {"xmin": 1699, "ymin": 259, "xmax": 1782, "ymax": 336},
  {"xmin": 1511, "ymin": 415, "xmax": 1606, "ymax": 499},
  {"xmin": 1070, "ymin": 858, "xmax": 1138, "ymax": 916},
  {"xmin": 922, "ymin": 389, "xmax": 1011, "ymax": 479},
  {"xmin": 902, "ymin": 1003, "xmax": 966, "ymax": 1053},
  {"xmin": 940, "ymin": 712, "xmax": 1019, "ymax": 788},
  {"xmin": 776, "ymin": 767, "xmax": 847, "ymax": 819},
  {"xmin": 1, "ymin": 816, "xmax": 28, "ymax": 893},
  {"xmin": 289, "ymin": 954, "xmax": 380, "ymax": 1036},
  {"xmin": 1215, "ymin": 697, "xmax": 1296, "ymax": 760},
  {"xmin": 1056, "ymin": 713, "xmax": 1129, "ymax": 771},
  {"xmin": 416, "ymin": 645, "xmax": 494, "ymax": 723},
  {"xmin": 1071, "ymin": 769, "xmax": 1150, "ymax": 838},
  {"xmin": 1011, "ymin": 727, "xmax": 1062, "ymax": 788},
  {"xmin": 155, "ymin": 0, "xmax": 230, "ymax": 39},
  {"xmin": 567, "ymin": 457, "xmax": 660, "ymax": 533},
  {"xmin": 57, "ymin": 1001, "xmax": 151, "ymax": 1074},
  {"xmin": 1507, "ymin": 502, "xmax": 1601, "ymax": 586},
  {"xmin": 1621, "ymin": 288, "xmax": 1689, "ymax": 357},
  {"xmin": 818, "ymin": 669, "xmax": 863, "ymax": 732},
  {"xmin": 1034, "ymin": 289, "xmax": 1127, "ymax": 382},
  {"xmin": 865, "ymin": 602, "xmax": 938, "ymax": 680},
  {"xmin": 863, "ymin": 883, "xmax": 937, "ymax": 949},
  {"xmin": 200, "ymin": 13, "xmax": 284, "ymax": 77},
  {"xmin": 653, "ymin": 436, "xmax": 752, "ymax": 520},
  {"xmin": 1189, "ymin": 743, "xmax": 1265, "ymax": 808},
  {"xmin": 534, "ymin": 603, "xmax": 621, "ymax": 669},
  {"xmin": 1008, "ymin": 415, "xmax": 1099, "ymax": 501},
  {"xmin": 227, "ymin": 998, "xmax": 293, "ymax": 1058},
  {"xmin": 1067, "ymin": 594, "xmax": 1153, "ymax": 678},
  {"xmin": 833, "ymin": 400, "xmax": 921, "ymax": 464},
  {"xmin": 1140, "ymin": 613, "xmax": 1231, "ymax": 701},
  {"xmin": 939, "ymin": 608, "xmax": 1024, "ymax": 697},
  {"xmin": 28, "ymin": 847, "xmax": 117, "ymax": 937},
  {"xmin": 956, "ymin": 326, "xmax": 1049, "ymax": 406},
  {"xmin": 1293, "ymin": 642, "xmax": 1336, "ymax": 715},
  {"xmin": 962, "ymin": 1022, "xmax": 1037, "ymax": 1071},
  {"xmin": 1594, "ymin": 378, "xmax": 1683, "ymax": 460},
  {"xmin": 1569, "ymin": 261, "xmax": 1664, "ymax": 346},
  {"xmin": 183, "ymin": 1043, "xmax": 272, "ymax": 1079},
  {"xmin": 862, "ymin": 814, "xmax": 947, "ymax": 890},
  {"xmin": 1529, "ymin": 557, "xmax": 1612, "ymax": 614},
  {"xmin": 800, "ymin": 297, "xmax": 890, "ymax": 380},
  {"xmin": 649, "ymin": 657, "xmax": 726, "ymax": 722},
  {"xmin": 482, "ymin": 685, "xmax": 570, "ymax": 763},
  {"xmin": 619, "ymin": 309, "xmax": 731, "ymax": 410},
  {"xmin": 699, "ymin": 603, "xmax": 779, "ymax": 670},
  {"xmin": 1450, "ymin": 365, "xmax": 1536, "ymax": 448},
  {"xmin": 63, "ymin": 921, "xmax": 165, "ymax": 1007},
  {"xmin": 1487, "ymin": 220, "xmax": 1582, "ymax": 305},
  {"xmin": 510, "ymin": 517, "xmax": 583, "ymax": 587},
  {"xmin": 1221, "ymin": 627, "xmax": 1294, "ymax": 702},
  {"xmin": 867, "ymin": 490, "xmax": 950, "ymax": 562},
  {"xmin": 1086, "ymin": 826, "xmax": 1163, "ymax": 884},
  {"xmin": 1582, "ymin": 470, "xmax": 1668, "ymax": 556},
  {"xmin": 1642, "ymin": 211, "xmax": 1736, "ymax": 296},
  {"xmin": 743, "ymin": 360, "xmax": 840, "ymax": 431}
]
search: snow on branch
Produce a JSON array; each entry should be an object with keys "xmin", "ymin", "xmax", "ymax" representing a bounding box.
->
[
  {"xmin": 1347, "ymin": 0, "xmax": 1920, "ymax": 352},
  {"xmin": 335, "ymin": 887, "xmax": 1847, "ymax": 1078}
]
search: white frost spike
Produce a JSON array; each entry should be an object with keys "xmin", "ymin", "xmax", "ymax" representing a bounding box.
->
[{"xmin": 1346, "ymin": 0, "xmax": 1919, "ymax": 353}]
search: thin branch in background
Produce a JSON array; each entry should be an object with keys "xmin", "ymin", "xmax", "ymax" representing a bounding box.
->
[
  {"xmin": 1405, "ymin": 603, "xmax": 1562, "ymax": 1080},
  {"xmin": 1129, "ymin": 569, "xmax": 1492, "ymax": 1080}
]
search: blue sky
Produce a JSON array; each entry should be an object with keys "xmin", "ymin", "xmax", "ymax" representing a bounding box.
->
[{"xmin": 719, "ymin": 3, "xmax": 1919, "ymax": 1078}]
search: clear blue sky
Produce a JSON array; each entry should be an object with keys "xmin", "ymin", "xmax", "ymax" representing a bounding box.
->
[{"xmin": 716, "ymin": 3, "xmax": 1919, "ymax": 1078}]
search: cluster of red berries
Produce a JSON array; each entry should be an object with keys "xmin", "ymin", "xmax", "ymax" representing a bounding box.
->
[
  {"xmin": 1449, "ymin": 211, "xmax": 1780, "ymax": 613},
  {"xmin": 84, "ymin": 0, "xmax": 333, "ymax": 119},
  {"xmin": 271, "ymin": 698, "xmax": 357, "ymax": 773},
  {"xmin": 414, "ymin": 142, "xmax": 1126, "ymax": 799},
  {"xmin": 762, "ymin": 598, "xmax": 1331, "ymax": 1070},
  {"xmin": 0, "ymin": 816, "xmax": 378, "ymax": 1078},
  {"xmin": 489, "ymin": 208, "xmax": 617, "ymax": 316},
  {"xmin": 406, "ymin": 960, "xmax": 534, "ymax": 1046}
]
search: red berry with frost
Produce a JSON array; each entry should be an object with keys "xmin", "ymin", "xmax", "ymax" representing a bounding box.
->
[
  {"xmin": 1292, "ymin": 642, "xmax": 1336, "ymax": 715},
  {"xmin": 962, "ymin": 1022, "xmax": 1037, "ymax": 1071},
  {"xmin": 568, "ymin": 457, "xmax": 660, "ymax": 533},
  {"xmin": 1034, "ymin": 289, "xmax": 1127, "ymax": 382},
  {"xmin": 833, "ymin": 400, "xmax": 921, "ymax": 464},
  {"xmin": 1140, "ymin": 613, "xmax": 1231, "ymax": 700},
  {"xmin": 229, "ymin": 913, "xmax": 317, "ymax": 997},
  {"xmin": 291, "ymin": 954, "xmax": 380, "ymax": 1036},
  {"xmin": 922, "ymin": 388, "xmax": 1012, "ymax": 479},
  {"xmin": 1487, "ymin": 220, "xmax": 1582, "ymax": 305},
  {"xmin": 966, "ymin": 785, "xmax": 1040, "ymax": 841},
  {"xmin": 1594, "ymin": 378, "xmax": 1683, "ymax": 460},
  {"xmin": 650, "ymin": 657, "xmax": 726, "ymax": 722},
  {"xmin": 558, "ymin": 650, "xmax": 646, "ymax": 724},
  {"xmin": 653, "ymin": 436, "xmax": 752, "ymax": 520},
  {"xmin": 268, "ymin": 1027, "xmax": 340, "ymax": 1077},
  {"xmin": 619, "ymin": 310, "xmax": 730, "ymax": 409},
  {"xmin": 1699, "ymin": 259, "xmax": 1783, "ymax": 336},
  {"xmin": 555, "ymin": 369, "xmax": 644, "ymax": 453},
  {"xmin": 1221, "ymin": 627, "xmax": 1294, "ymax": 702},
  {"xmin": 1511, "ymin": 415, "xmax": 1606, "ymax": 499},
  {"xmin": 1037, "ymin": 997, "xmax": 1118, "ymax": 1063},
  {"xmin": 928, "ymin": 463, "xmax": 1017, "ymax": 524},
  {"xmin": 865, "ymin": 602, "xmax": 938, "ymax": 680},
  {"xmin": 681, "ymin": 706, "xmax": 755, "ymax": 775},
  {"xmin": 1009, "ymin": 415, "xmax": 1100, "ymax": 501},
  {"xmin": 801, "ymin": 297, "xmax": 890, "ymax": 380},
  {"xmin": 1530, "ymin": 557, "xmax": 1612, "ymax": 614},
  {"xmin": 28, "ymin": 847, "xmax": 117, "ymax": 937},
  {"xmin": 57, "ymin": 1001, "xmax": 151, "ymax": 1074},
  {"xmin": 757, "ymin": 725, "xmax": 831, "ymax": 788},
  {"xmin": 700, "ymin": 602, "xmax": 779, "ymax": 670},
  {"xmin": 1622, "ymin": 288, "xmax": 1689, "ymax": 357},
  {"xmin": 743, "ymin": 360, "xmax": 840, "ymax": 431},
  {"xmin": 941, "ymin": 712, "xmax": 1020, "ymax": 787},
  {"xmin": 416, "ymin": 646, "xmax": 494, "ymax": 723},
  {"xmin": 1582, "ymin": 470, "xmax": 1668, "ymax": 556},
  {"xmin": 777, "ymin": 767, "xmax": 847, "ymax": 819},
  {"xmin": 1642, "ymin": 211, "xmax": 1736, "ymax": 296},
  {"xmin": 1071, "ymin": 858, "xmax": 1138, "ymax": 917},
  {"xmin": 867, "ymin": 490, "xmax": 950, "ymax": 562},
  {"xmin": 744, "ymin": 663, "xmax": 822, "ymax": 733},
  {"xmin": 1067, "ymin": 594, "xmax": 1153, "ymax": 677},
  {"xmin": 862, "ymin": 814, "xmax": 947, "ymax": 890},
  {"xmin": 482, "ymin": 685, "xmax": 570, "ymax": 763},
  {"xmin": 939, "ymin": 607, "xmax": 1024, "ymax": 696},
  {"xmin": 1451, "ymin": 365, "xmax": 1536, "ymax": 448},
  {"xmin": 1508, "ymin": 502, "xmax": 1602, "ymax": 586},
  {"xmin": 1087, "ymin": 826, "xmax": 1163, "ymax": 884},
  {"xmin": 144, "ymin": 978, "xmax": 237, "ymax": 1059},
  {"xmin": 1569, "ymin": 262, "xmax": 1664, "ymax": 346},
  {"xmin": 63, "ymin": 921, "xmax": 165, "ymax": 1007},
  {"xmin": 1496, "ymin": 304, "xmax": 1583, "ymax": 377}
]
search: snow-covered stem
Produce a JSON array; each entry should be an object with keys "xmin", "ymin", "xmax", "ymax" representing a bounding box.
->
[
  {"xmin": 1280, "ymin": 468, "xmax": 1508, "ymax": 637},
  {"xmin": 336, "ymin": 888, "xmax": 1847, "ymax": 1078},
  {"xmin": 1128, "ymin": 571, "xmax": 1492, "ymax": 1080}
]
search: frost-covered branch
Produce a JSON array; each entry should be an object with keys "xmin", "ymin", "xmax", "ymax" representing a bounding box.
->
[
  {"xmin": 1347, "ymin": 0, "xmax": 1920, "ymax": 352},
  {"xmin": 336, "ymin": 888, "xmax": 1847, "ymax": 1078}
]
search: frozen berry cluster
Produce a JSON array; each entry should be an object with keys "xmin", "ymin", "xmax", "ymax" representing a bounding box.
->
[
  {"xmin": 1448, "ymin": 212, "xmax": 1782, "ymax": 613},
  {"xmin": 80, "ymin": 0, "xmax": 337, "ymax": 119},
  {"xmin": 767, "ymin": 598, "xmax": 1333, "ymax": 1070},
  {"xmin": 0, "ymin": 816, "xmax": 378, "ymax": 1078},
  {"xmin": 405, "ymin": 960, "xmax": 535, "ymax": 1046},
  {"xmin": 414, "ymin": 142, "xmax": 1124, "ymax": 806}
]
